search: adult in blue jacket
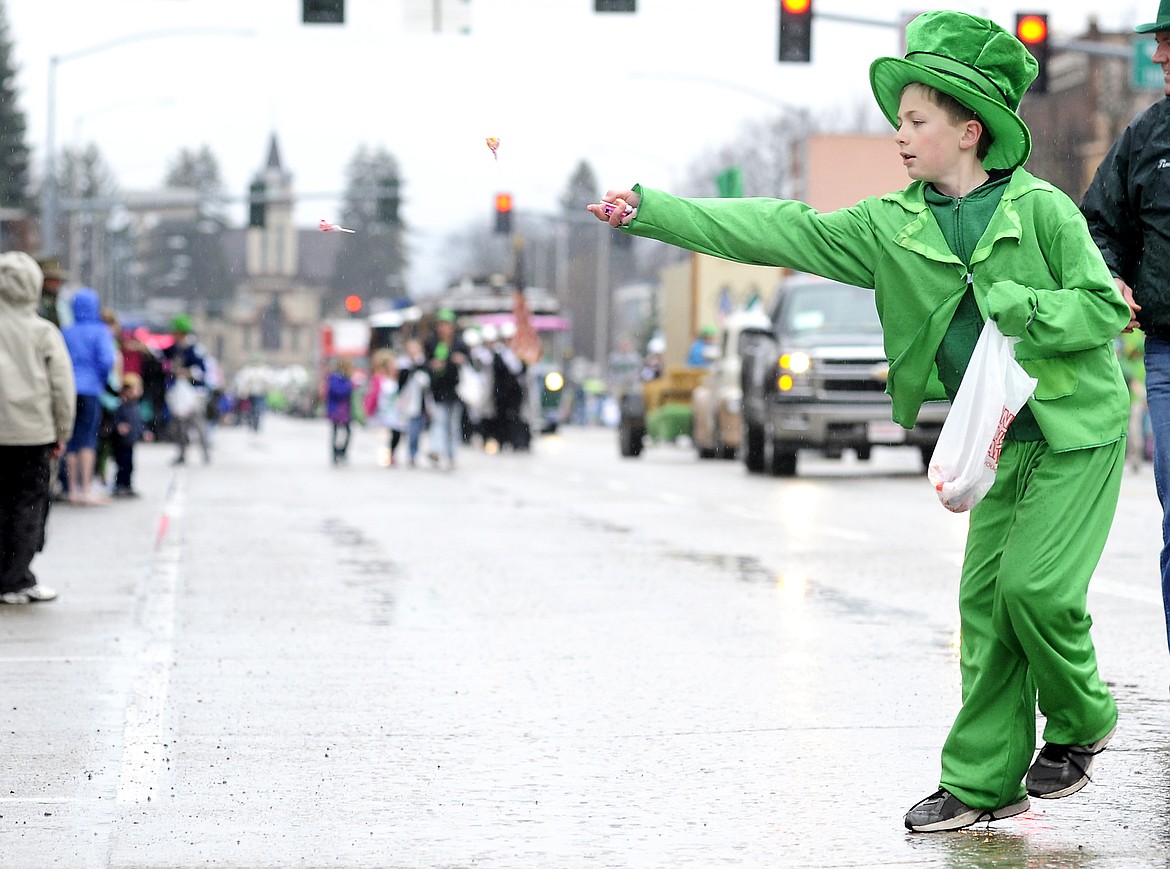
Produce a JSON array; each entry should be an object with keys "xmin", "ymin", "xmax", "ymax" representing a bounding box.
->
[{"xmin": 61, "ymin": 288, "xmax": 115, "ymax": 505}]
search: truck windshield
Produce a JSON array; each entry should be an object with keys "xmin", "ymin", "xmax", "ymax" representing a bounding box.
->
[{"xmin": 780, "ymin": 284, "xmax": 882, "ymax": 336}]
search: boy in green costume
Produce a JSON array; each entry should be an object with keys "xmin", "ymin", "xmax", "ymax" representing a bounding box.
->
[{"xmin": 589, "ymin": 10, "xmax": 1130, "ymax": 832}]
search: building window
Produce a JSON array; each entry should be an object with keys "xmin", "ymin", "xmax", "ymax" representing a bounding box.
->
[{"xmin": 261, "ymin": 296, "xmax": 283, "ymax": 351}]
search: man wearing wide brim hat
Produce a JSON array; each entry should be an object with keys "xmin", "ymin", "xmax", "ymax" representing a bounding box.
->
[
  {"xmin": 1135, "ymin": 0, "xmax": 1170, "ymax": 32},
  {"xmin": 590, "ymin": 8, "xmax": 1131, "ymax": 835},
  {"xmin": 33, "ymin": 256, "xmax": 69, "ymax": 328},
  {"xmin": 1083, "ymin": 1, "xmax": 1170, "ymax": 703}
]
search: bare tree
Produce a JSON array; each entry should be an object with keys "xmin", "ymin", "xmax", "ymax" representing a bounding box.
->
[{"xmin": 58, "ymin": 144, "xmax": 118, "ymax": 292}]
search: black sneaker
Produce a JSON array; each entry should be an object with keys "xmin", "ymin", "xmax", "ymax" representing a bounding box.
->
[
  {"xmin": 904, "ymin": 788, "xmax": 1029, "ymax": 833},
  {"xmin": 1026, "ymin": 725, "xmax": 1114, "ymax": 799}
]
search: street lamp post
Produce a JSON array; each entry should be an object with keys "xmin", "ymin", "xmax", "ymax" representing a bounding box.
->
[{"xmin": 41, "ymin": 28, "xmax": 254, "ymax": 257}]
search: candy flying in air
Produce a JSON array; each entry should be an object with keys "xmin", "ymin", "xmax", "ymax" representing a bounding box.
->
[
  {"xmin": 319, "ymin": 219, "xmax": 355, "ymax": 233},
  {"xmin": 486, "ymin": 137, "xmax": 500, "ymax": 161}
]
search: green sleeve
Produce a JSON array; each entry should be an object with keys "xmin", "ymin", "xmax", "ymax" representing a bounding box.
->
[
  {"xmin": 628, "ymin": 185, "xmax": 882, "ymax": 290},
  {"xmin": 986, "ymin": 205, "xmax": 1130, "ymax": 357}
]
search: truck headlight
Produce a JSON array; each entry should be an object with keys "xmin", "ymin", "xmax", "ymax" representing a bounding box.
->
[
  {"xmin": 777, "ymin": 351, "xmax": 811, "ymax": 393},
  {"xmin": 544, "ymin": 371, "xmax": 564, "ymax": 392},
  {"xmin": 779, "ymin": 351, "xmax": 811, "ymax": 374}
]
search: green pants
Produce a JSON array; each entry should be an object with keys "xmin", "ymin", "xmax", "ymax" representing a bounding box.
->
[{"xmin": 940, "ymin": 438, "xmax": 1122, "ymax": 809}]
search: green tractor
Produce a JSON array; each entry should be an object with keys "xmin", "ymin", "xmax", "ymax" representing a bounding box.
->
[{"xmin": 618, "ymin": 366, "xmax": 708, "ymax": 457}]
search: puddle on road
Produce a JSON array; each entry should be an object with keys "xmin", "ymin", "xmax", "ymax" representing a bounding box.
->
[
  {"xmin": 662, "ymin": 549, "xmax": 931, "ymax": 630},
  {"xmin": 321, "ymin": 517, "xmax": 399, "ymax": 626},
  {"xmin": 570, "ymin": 513, "xmax": 633, "ymax": 535},
  {"xmin": 662, "ymin": 550, "xmax": 772, "ymax": 584}
]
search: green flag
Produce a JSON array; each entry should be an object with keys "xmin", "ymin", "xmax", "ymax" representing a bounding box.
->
[{"xmin": 715, "ymin": 167, "xmax": 743, "ymax": 198}]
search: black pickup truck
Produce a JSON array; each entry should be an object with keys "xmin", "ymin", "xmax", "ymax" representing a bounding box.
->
[{"xmin": 740, "ymin": 273, "xmax": 949, "ymax": 476}]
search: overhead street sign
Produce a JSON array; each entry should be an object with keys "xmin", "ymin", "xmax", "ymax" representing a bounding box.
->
[{"xmin": 1135, "ymin": 40, "xmax": 1165, "ymax": 91}]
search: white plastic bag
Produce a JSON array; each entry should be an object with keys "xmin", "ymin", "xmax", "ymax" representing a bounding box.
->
[
  {"xmin": 927, "ymin": 320, "xmax": 1038, "ymax": 513},
  {"xmin": 168, "ymin": 379, "xmax": 204, "ymax": 419},
  {"xmin": 456, "ymin": 363, "xmax": 486, "ymax": 411}
]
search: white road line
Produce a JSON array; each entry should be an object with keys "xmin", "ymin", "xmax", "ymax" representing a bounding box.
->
[
  {"xmin": 116, "ymin": 474, "xmax": 184, "ymax": 805},
  {"xmin": 0, "ymin": 656, "xmax": 118, "ymax": 663}
]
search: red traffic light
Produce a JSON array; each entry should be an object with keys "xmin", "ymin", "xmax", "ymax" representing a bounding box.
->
[
  {"xmin": 343, "ymin": 294, "xmax": 363, "ymax": 314},
  {"xmin": 1016, "ymin": 13, "xmax": 1047, "ymax": 45},
  {"xmin": 494, "ymin": 192, "xmax": 513, "ymax": 213},
  {"xmin": 778, "ymin": 0, "xmax": 813, "ymax": 63}
]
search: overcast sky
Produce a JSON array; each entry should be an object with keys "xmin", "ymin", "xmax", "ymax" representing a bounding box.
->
[{"xmin": 4, "ymin": 0, "xmax": 1156, "ymax": 293}]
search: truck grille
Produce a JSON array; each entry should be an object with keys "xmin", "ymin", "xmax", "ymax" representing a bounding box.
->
[{"xmin": 812, "ymin": 356, "xmax": 887, "ymax": 397}]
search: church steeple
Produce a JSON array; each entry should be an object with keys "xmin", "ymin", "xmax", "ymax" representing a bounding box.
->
[
  {"xmin": 246, "ymin": 133, "xmax": 297, "ymax": 278},
  {"xmin": 265, "ymin": 133, "xmax": 283, "ymax": 172}
]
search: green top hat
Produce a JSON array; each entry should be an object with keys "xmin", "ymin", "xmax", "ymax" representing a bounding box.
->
[
  {"xmin": 869, "ymin": 11, "xmax": 1038, "ymax": 171},
  {"xmin": 1136, "ymin": 0, "xmax": 1170, "ymax": 32}
]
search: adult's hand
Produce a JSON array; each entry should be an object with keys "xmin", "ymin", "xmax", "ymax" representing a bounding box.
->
[{"xmin": 1116, "ymin": 277, "xmax": 1141, "ymax": 333}]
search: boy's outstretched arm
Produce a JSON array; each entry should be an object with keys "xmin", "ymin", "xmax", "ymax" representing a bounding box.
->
[{"xmin": 587, "ymin": 185, "xmax": 879, "ymax": 289}]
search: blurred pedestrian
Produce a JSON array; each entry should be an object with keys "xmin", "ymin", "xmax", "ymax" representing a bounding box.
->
[
  {"xmin": 424, "ymin": 309, "xmax": 470, "ymax": 470},
  {"xmin": 111, "ymin": 372, "xmax": 145, "ymax": 498},
  {"xmin": 590, "ymin": 11, "xmax": 1130, "ymax": 833},
  {"xmin": 0, "ymin": 252, "xmax": 76, "ymax": 604},
  {"xmin": 398, "ymin": 339, "xmax": 431, "ymax": 468},
  {"xmin": 608, "ymin": 336, "xmax": 643, "ymax": 395},
  {"xmin": 34, "ymin": 256, "xmax": 67, "ymax": 328},
  {"xmin": 60, "ymin": 287, "xmax": 115, "ymax": 505},
  {"xmin": 234, "ymin": 357, "xmax": 270, "ymax": 433},
  {"xmin": 488, "ymin": 323, "xmax": 528, "ymax": 450},
  {"xmin": 95, "ymin": 308, "xmax": 124, "ymax": 491},
  {"xmin": 1118, "ymin": 333, "xmax": 1148, "ymax": 473},
  {"xmin": 163, "ymin": 315, "xmax": 210, "ymax": 466},
  {"xmin": 685, "ymin": 324, "xmax": 718, "ymax": 366},
  {"xmin": 325, "ymin": 358, "xmax": 357, "ymax": 465},
  {"xmin": 364, "ymin": 349, "xmax": 405, "ymax": 466}
]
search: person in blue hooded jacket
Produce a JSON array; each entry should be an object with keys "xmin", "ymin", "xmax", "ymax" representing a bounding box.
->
[{"xmin": 60, "ymin": 287, "xmax": 115, "ymax": 505}]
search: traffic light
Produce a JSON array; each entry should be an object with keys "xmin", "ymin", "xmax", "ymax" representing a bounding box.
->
[
  {"xmin": 303, "ymin": 0, "xmax": 344, "ymax": 24},
  {"xmin": 344, "ymin": 294, "xmax": 363, "ymax": 316},
  {"xmin": 1016, "ymin": 13, "xmax": 1050, "ymax": 94},
  {"xmin": 779, "ymin": 0, "xmax": 813, "ymax": 63},
  {"xmin": 248, "ymin": 180, "xmax": 266, "ymax": 228},
  {"xmin": 494, "ymin": 192, "xmax": 513, "ymax": 235},
  {"xmin": 595, "ymin": 1, "xmax": 635, "ymax": 11},
  {"xmin": 377, "ymin": 177, "xmax": 400, "ymax": 224}
]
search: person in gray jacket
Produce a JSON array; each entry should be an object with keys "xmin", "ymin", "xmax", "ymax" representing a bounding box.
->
[{"xmin": 0, "ymin": 252, "xmax": 76, "ymax": 604}]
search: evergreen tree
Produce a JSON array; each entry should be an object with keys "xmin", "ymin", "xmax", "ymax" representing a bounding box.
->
[
  {"xmin": 0, "ymin": 0, "xmax": 29, "ymax": 211},
  {"xmin": 165, "ymin": 144, "xmax": 228, "ymax": 218},
  {"xmin": 140, "ymin": 145, "xmax": 233, "ymax": 315},
  {"xmin": 331, "ymin": 144, "xmax": 408, "ymax": 311}
]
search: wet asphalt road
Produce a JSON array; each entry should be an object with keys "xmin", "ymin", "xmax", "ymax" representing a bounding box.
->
[{"xmin": 1, "ymin": 415, "xmax": 1168, "ymax": 868}]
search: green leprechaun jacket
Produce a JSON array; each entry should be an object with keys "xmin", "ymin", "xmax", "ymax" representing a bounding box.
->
[{"xmin": 621, "ymin": 170, "xmax": 1130, "ymax": 453}]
